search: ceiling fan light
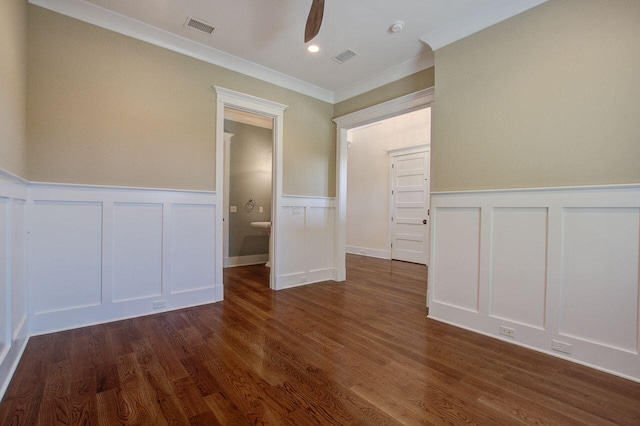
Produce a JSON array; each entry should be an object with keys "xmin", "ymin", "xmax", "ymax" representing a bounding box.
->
[{"xmin": 307, "ymin": 45, "xmax": 320, "ymax": 53}]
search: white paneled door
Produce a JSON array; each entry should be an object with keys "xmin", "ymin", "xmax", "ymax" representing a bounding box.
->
[{"xmin": 390, "ymin": 149, "xmax": 430, "ymax": 265}]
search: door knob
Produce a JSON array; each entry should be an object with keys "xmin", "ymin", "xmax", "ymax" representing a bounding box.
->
[{"xmin": 423, "ymin": 219, "xmax": 427, "ymax": 224}]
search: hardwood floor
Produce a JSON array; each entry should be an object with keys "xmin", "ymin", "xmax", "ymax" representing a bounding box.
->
[{"xmin": 2, "ymin": 254, "xmax": 640, "ymax": 425}]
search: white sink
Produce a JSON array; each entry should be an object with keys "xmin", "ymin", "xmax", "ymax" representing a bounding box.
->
[{"xmin": 250, "ymin": 221, "xmax": 271, "ymax": 230}]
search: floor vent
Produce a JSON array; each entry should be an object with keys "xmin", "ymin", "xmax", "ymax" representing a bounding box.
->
[
  {"xmin": 184, "ymin": 17, "xmax": 215, "ymax": 35},
  {"xmin": 332, "ymin": 49, "xmax": 358, "ymax": 64}
]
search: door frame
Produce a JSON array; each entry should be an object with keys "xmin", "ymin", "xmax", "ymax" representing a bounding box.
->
[
  {"xmin": 214, "ymin": 87, "xmax": 287, "ymax": 292},
  {"xmin": 388, "ymin": 145, "xmax": 430, "ymax": 265},
  {"xmin": 333, "ymin": 87, "xmax": 434, "ymax": 281}
]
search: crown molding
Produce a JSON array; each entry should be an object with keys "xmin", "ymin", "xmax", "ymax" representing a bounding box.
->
[
  {"xmin": 419, "ymin": 0, "xmax": 549, "ymax": 51},
  {"xmin": 31, "ymin": 0, "xmax": 547, "ymax": 104},
  {"xmin": 29, "ymin": 0, "xmax": 334, "ymax": 103},
  {"xmin": 333, "ymin": 53, "xmax": 435, "ymax": 104}
]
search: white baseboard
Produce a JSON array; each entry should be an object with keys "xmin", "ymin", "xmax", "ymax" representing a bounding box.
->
[
  {"xmin": 346, "ymin": 245, "xmax": 391, "ymax": 260},
  {"xmin": 277, "ymin": 268, "xmax": 335, "ymax": 290},
  {"xmin": 0, "ymin": 318, "xmax": 29, "ymax": 401},
  {"xmin": 224, "ymin": 254, "xmax": 268, "ymax": 268}
]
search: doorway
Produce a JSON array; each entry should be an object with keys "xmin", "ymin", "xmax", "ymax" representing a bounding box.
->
[
  {"xmin": 223, "ymin": 108, "xmax": 273, "ymax": 279},
  {"xmin": 345, "ymin": 108, "xmax": 431, "ymax": 266},
  {"xmin": 214, "ymin": 87, "xmax": 287, "ymax": 292},
  {"xmin": 333, "ymin": 87, "xmax": 435, "ymax": 281}
]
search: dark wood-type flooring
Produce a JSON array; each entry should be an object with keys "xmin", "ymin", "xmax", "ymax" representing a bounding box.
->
[{"xmin": 2, "ymin": 255, "xmax": 640, "ymax": 425}]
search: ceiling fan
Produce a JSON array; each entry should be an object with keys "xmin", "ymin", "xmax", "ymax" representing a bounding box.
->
[{"xmin": 304, "ymin": 0, "xmax": 324, "ymax": 43}]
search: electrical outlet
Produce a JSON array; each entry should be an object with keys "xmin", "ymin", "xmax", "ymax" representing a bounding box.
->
[
  {"xmin": 259, "ymin": 206, "xmax": 264, "ymax": 213},
  {"xmin": 153, "ymin": 300, "xmax": 166, "ymax": 309},
  {"xmin": 230, "ymin": 206, "xmax": 237, "ymax": 213},
  {"xmin": 300, "ymin": 276, "xmax": 308, "ymax": 283},
  {"xmin": 552, "ymin": 339, "xmax": 572, "ymax": 354},
  {"xmin": 499, "ymin": 325, "xmax": 515, "ymax": 338}
]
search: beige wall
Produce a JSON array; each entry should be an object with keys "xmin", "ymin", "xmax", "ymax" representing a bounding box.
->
[
  {"xmin": 0, "ymin": 0, "xmax": 28, "ymax": 177},
  {"xmin": 432, "ymin": 0, "xmax": 640, "ymax": 191},
  {"xmin": 27, "ymin": 6, "xmax": 335, "ymax": 196},
  {"xmin": 333, "ymin": 67, "xmax": 435, "ymax": 118}
]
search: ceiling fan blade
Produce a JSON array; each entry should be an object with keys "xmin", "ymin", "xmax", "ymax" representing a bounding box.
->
[{"xmin": 304, "ymin": 0, "xmax": 324, "ymax": 43}]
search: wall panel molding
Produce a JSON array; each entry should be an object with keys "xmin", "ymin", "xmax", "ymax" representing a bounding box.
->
[
  {"xmin": 277, "ymin": 196, "xmax": 336, "ymax": 289},
  {"xmin": 0, "ymin": 172, "xmax": 28, "ymax": 400},
  {"xmin": 27, "ymin": 184, "xmax": 220, "ymax": 335},
  {"xmin": 429, "ymin": 184, "xmax": 640, "ymax": 382}
]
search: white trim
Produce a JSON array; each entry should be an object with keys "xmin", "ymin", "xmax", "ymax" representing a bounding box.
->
[
  {"xmin": 334, "ymin": 87, "xmax": 435, "ymax": 129},
  {"xmin": 419, "ymin": 0, "xmax": 549, "ymax": 51},
  {"xmin": 29, "ymin": 0, "xmax": 334, "ymax": 103},
  {"xmin": 333, "ymin": 88, "xmax": 435, "ymax": 281},
  {"xmin": 0, "ymin": 168, "xmax": 28, "ymax": 186},
  {"xmin": 29, "ymin": 180, "xmax": 215, "ymax": 194},
  {"xmin": 346, "ymin": 246, "xmax": 391, "ymax": 260},
  {"xmin": 333, "ymin": 54, "xmax": 434, "ymax": 103},
  {"xmin": 430, "ymin": 316, "xmax": 640, "ymax": 384},
  {"xmin": 224, "ymin": 254, "xmax": 269, "ymax": 268},
  {"xmin": 0, "ymin": 324, "xmax": 29, "ymax": 401},
  {"xmin": 432, "ymin": 182, "xmax": 640, "ymax": 196},
  {"xmin": 387, "ymin": 143, "xmax": 430, "ymax": 156},
  {"xmin": 224, "ymin": 108, "xmax": 273, "ymax": 130},
  {"xmin": 215, "ymin": 87, "xmax": 287, "ymax": 291}
]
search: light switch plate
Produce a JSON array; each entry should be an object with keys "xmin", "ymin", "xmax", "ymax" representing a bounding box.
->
[{"xmin": 230, "ymin": 206, "xmax": 237, "ymax": 213}]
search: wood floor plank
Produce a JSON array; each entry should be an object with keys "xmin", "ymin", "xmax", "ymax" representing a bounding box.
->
[{"xmin": 2, "ymin": 254, "xmax": 640, "ymax": 424}]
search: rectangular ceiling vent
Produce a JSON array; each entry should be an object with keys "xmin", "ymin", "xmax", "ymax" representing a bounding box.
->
[
  {"xmin": 184, "ymin": 17, "xmax": 215, "ymax": 35},
  {"xmin": 332, "ymin": 49, "xmax": 358, "ymax": 64}
]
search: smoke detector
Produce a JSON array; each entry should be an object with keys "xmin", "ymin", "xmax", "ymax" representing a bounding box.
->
[{"xmin": 390, "ymin": 21, "xmax": 405, "ymax": 33}]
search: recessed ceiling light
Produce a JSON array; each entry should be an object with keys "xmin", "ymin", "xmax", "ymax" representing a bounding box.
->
[{"xmin": 307, "ymin": 45, "xmax": 320, "ymax": 53}]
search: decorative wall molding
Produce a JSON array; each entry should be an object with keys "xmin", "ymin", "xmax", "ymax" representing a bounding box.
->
[
  {"xmin": 0, "ymin": 172, "xmax": 28, "ymax": 400},
  {"xmin": 419, "ymin": 0, "xmax": 549, "ymax": 51},
  {"xmin": 277, "ymin": 196, "xmax": 336, "ymax": 289},
  {"xmin": 29, "ymin": 0, "xmax": 334, "ymax": 103},
  {"xmin": 27, "ymin": 184, "xmax": 220, "ymax": 335},
  {"xmin": 429, "ymin": 183, "xmax": 640, "ymax": 382},
  {"xmin": 346, "ymin": 245, "xmax": 391, "ymax": 260},
  {"xmin": 224, "ymin": 254, "xmax": 268, "ymax": 268}
]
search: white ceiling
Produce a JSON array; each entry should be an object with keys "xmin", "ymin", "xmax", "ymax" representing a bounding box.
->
[{"xmin": 30, "ymin": 0, "xmax": 548, "ymax": 103}]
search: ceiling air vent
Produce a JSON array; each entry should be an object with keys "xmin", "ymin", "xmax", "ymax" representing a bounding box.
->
[
  {"xmin": 184, "ymin": 17, "xmax": 215, "ymax": 35},
  {"xmin": 332, "ymin": 49, "xmax": 358, "ymax": 64}
]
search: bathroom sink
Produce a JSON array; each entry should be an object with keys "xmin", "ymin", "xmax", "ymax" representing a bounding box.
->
[{"xmin": 250, "ymin": 221, "xmax": 271, "ymax": 230}]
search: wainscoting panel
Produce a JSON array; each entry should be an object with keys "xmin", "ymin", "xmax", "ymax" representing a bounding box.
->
[
  {"xmin": 560, "ymin": 207, "xmax": 639, "ymax": 353},
  {"xmin": 0, "ymin": 171, "xmax": 29, "ymax": 400},
  {"xmin": 490, "ymin": 207, "xmax": 547, "ymax": 329},
  {"xmin": 307, "ymin": 207, "xmax": 334, "ymax": 273},
  {"xmin": 170, "ymin": 203, "xmax": 216, "ymax": 294},
  {"xmin": 112, "ymin": 203, "xmax": 163, "ymax": 302},
  {"xmin": 432, "ymin": 207, "xmax": 480, "ymax": 312},
  {"xmin": 429, "ymin": 185, "xmax": 640, "ymax": 382},
  {"xmin": 28, "ymin": 184, "xmax": 219, "ymax": 335},
  {"xmin": 10, "ymin": 200, "xmax": 26, "ymax": 338},
  {"xmin": 30, "ymin": 200, "xmax": 103, "ymax": 315},
  {"xmin": 277, "ymin": 197, "xmax": 336, "ymax": 289}
]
